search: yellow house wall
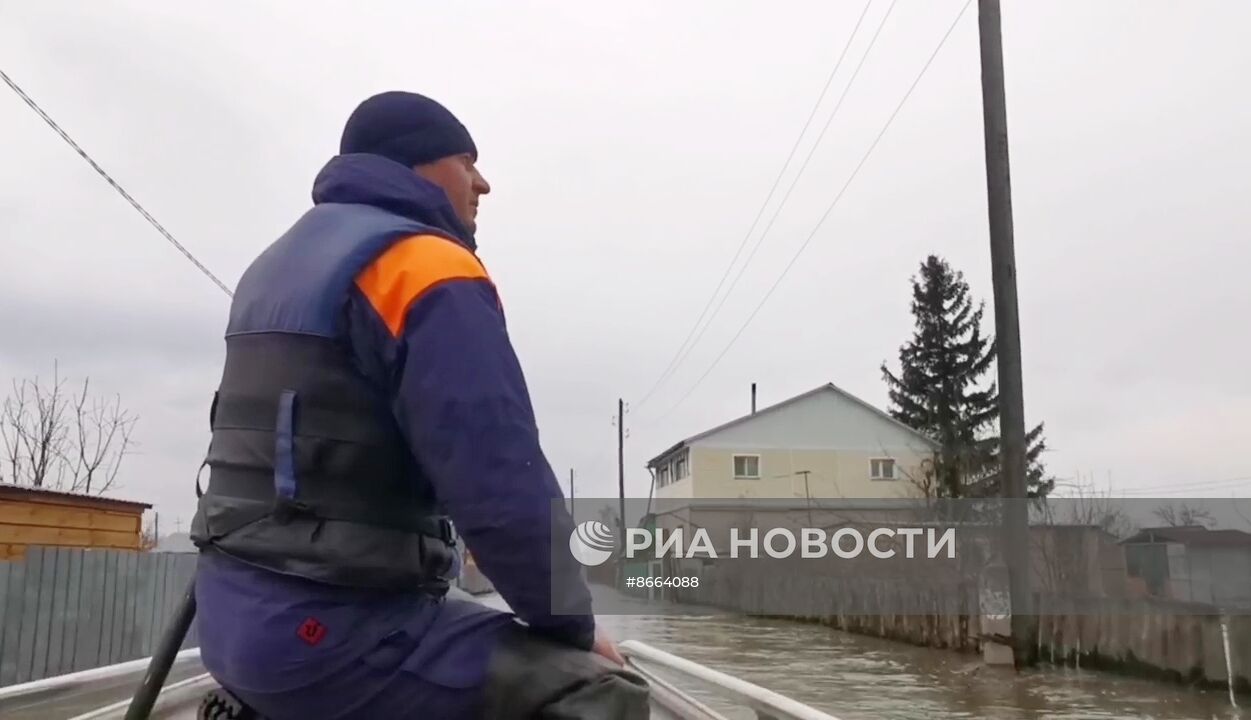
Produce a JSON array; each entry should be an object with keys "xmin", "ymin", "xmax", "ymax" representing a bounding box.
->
[{"xmin": 688, "ymin": 446, "xmax": 927, "ymax": 499}]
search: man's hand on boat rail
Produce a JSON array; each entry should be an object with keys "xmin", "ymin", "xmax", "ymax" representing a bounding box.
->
[{"xmin": 593, "ymin": 625, "xmax": 625, "ymax": 666}]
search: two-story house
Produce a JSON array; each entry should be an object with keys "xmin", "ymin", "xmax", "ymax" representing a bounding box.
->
[{"xmin": 646, "ymin": 383, "xmax": 938, "ymax": 500}]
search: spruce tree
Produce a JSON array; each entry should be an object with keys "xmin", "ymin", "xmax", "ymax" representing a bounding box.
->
[
  {"xmin": 973, "ymin": 421, "xmax": 1056, "ymax": 499},
  {"xmin": 881, "ymin": 255, "xmax": 1053, "ymax": 498}
]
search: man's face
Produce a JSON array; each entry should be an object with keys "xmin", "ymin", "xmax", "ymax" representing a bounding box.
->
[{"xmin": 414, "ymin": 153, "xmax": 491, "ymax": 233}]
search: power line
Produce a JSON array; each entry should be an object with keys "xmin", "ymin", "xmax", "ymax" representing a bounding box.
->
[
  {"xmin": 630, "ymin": 0, "xmax": 877, "ymax": 413},
  {"xmin": 644, "ymin": 0, "xmax": 902, "ymax": 414},
  {"xmin": 1120, "ymin": 476, "xmax": 1251, "ymax": 494},
  {"xmin": 1115, "ymin": 476, "xmax": 1251, "ymax": 496},
  {"xmin": 1, "ymin": 68, "xmax": 234, "ymax": 298},
  {"xmin": 651, "ymin": 0, "xmax": 975, "ymax": 425}
]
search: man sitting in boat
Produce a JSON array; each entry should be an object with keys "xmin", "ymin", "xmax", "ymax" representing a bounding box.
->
[{"xmin": 188, "ymin": 90, "xmax": 649, "ymax": 719}]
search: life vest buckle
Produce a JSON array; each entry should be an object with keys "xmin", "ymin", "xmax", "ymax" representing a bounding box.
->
[
  {"xmin": 272, "ymin": 498, "xmax": 314, "ymax": 525},
  {"xmin": 439, "ymin": 517, "xmax": 456, "ymax": 546}
]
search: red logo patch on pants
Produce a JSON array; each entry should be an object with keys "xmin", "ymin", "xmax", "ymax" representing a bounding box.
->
[{"xmin": 297, "ymin": 617, "xmax": 327, "ymax": 646}]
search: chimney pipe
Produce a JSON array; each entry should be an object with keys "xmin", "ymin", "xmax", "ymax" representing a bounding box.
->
[{"xmin": 751, "ymin": 383, "xmax": 757, "ymax": 414}]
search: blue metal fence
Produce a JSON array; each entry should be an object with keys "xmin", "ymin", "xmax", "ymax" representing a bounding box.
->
[{"xmin": 0, "ymin": 546, "xmax": 198, "ymax": 687}]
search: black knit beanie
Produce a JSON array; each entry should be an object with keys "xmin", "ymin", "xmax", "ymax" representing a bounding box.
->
[{"xmin": 339, "ymin": 91, "xmax": 477, "ymax": 167}]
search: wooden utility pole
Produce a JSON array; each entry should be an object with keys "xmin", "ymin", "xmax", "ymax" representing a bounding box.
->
[
  {"xmin": 977, "ymin": 0, "xmax": 1034, "ymax": 666},
  {"xmin": 617, "ymin": 399, "xmax": 627, "ymax": 586},
  {"xmin": 617, "ymin": 399, "xmax": 627, "ymax": 536}
]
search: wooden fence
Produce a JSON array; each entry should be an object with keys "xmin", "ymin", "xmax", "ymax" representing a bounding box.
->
[{"xmin": 0, "ymin": 546, "xmax": 198, "ymax": 687}]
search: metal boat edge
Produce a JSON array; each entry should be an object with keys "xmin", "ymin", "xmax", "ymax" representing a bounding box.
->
[
  {"xmin": 620, "ymin": 641, "xmax": 842, "ymax": 720},
  {"xmin": 1, "ymin": 641, "xmax": 841, "ymax": 719},
  {"xmin": 0, "ymin": 583, "xmax": 840, "ymax": 720}
]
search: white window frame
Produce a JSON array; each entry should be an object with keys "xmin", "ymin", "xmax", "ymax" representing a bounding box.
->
[
  {"xmin": 870, "ymin": 457, "xmax": 897, "ymax": 481},
  {"xmin": 658, "ymin": 464, "xmax": 671, "ymax": 486},
  {"xmin": 732, "ymin": 453, "xmax": 761, "ymax": 480},
  {"xmin": 675, "ymin": 453, "xmax": 689, "ymax": 479}
]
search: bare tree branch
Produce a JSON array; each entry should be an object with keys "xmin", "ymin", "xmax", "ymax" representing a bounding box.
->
[
  {"xmin": 1152, "ymin": 503, "xmax": 1215, "ymax": 528},
  {"xmin": 1, "ymin": 363, "xmax": 137, "ymax": 496},
  {"xmin": 16, "ymin": 365, "xmax": 71, "ymax": 488},
  {"xmin": 97, "ymin": 394, "xmax": 136, "ymax": 495},
  {"xmin": 71, "ymin": 376, "xmax": 92, "ymax": 490},
  {"xmin": 139, "ymin": 512, "xmax": 160, "ymax": 551},
  {"xmin": 1, "ymin": 379, "xmax": 29, "ymax": 484},
  {"xmin": 1032, "ymin": 474, "xmax": 1135, "ymax": 599}
]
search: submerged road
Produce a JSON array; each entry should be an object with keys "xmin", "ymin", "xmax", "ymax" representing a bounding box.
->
[
  {"xmin": 3, "ymin": 588, "xmax": 1243, "ymax": 719},
  {"xmin": 589, "ymin": 588, "xmax": 1243, "ymax": 720}
]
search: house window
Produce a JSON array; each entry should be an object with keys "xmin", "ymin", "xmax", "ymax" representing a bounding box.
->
[
  {"xmin": 675, "ymin": 454, "xmax": 688, "ymax": 479},
  {"xmin": 733, "ymin": 454, "xmax": 760, "ymax": 479},
  {"xmin": 658, "ymin": 465, "xmax": 670, "ymax": 487},
  {"xmin": 870, "ymin": 458, "xmax": 896, "ymax": 481}
]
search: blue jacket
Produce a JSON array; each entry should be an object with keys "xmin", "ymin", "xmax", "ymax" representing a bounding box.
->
[{"xmin": 195, "ymin": 153, "xmax": 594, "ymax": 695}]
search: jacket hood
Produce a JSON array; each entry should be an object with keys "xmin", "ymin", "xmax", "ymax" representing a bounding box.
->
[{"xmin": 311, "ymin": 153, "xmax": 476, "ymax": 249}]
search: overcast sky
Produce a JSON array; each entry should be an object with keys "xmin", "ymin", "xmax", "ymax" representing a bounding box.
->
[{"xmin": 3, "ymin": 0, "xmax": 1249, "ymax": 530}]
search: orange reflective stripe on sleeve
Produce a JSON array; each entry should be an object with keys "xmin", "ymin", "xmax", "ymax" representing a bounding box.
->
[{"xmin": 355, "ymin": 234, "xmax": 491, "ymax": 337}]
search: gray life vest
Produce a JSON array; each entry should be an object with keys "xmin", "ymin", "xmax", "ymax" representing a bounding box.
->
[{"xmin": 189, "ymin": 202, "xmax": 459, "ymax": 593}]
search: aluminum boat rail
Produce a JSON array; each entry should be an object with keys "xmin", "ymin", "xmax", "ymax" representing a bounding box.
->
[
  {"xmin": 0, "ymin": 650, "xmax": 201, "ymax": 705},
  {"xmin": 620, "ymin": 640, "xmax": 842, "ymax": 720},
  {"xmin": 1, "ymin": 642, "xmax": 843, "ymax": 720}
]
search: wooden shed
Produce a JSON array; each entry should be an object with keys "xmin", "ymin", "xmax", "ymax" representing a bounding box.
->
[{"xmin": 0, "ymin": 484, "xmax": 151, "ymax": 560}]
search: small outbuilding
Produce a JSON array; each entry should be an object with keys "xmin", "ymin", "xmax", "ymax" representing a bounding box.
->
[{"xmin": 0, "ymin": 484, "xmax": 151, "ymax": 560}]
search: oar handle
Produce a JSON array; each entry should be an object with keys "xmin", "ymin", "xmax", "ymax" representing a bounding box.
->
[{"xmin": 124, "ymin": 575, "xmax": 198, "ymax": 720}]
